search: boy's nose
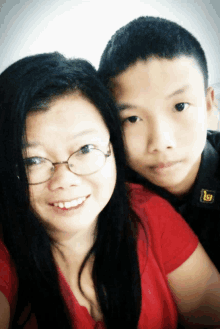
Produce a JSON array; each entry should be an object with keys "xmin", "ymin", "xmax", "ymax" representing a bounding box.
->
[
  {"xmin": 48, "ymin": 163, "xmax": 82, "ymax": 190},
  {"xmin": 147, "ymin": 119, "xmax": 176, "ymax": 153}
]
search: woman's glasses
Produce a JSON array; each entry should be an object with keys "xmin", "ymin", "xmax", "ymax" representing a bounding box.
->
[{"xmin": 23, "ymin": 142, "xmax": 111, "ymax": 185}]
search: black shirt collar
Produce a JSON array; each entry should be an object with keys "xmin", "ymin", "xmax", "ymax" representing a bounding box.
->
[
  {"xmin": 127, "ymin": 139, "xmax": 220, "ymax": 211},
  {"xmin": 191, "ymin": 139, "xmax": 220, "ymax": 210}
]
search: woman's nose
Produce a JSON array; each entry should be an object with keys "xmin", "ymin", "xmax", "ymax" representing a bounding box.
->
[{"xmin": 48, "ymin": 163, "xmax": 82, "ymax": 190}]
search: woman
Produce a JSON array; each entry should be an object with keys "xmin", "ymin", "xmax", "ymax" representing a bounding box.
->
[{"xmin": 0, "ymin": 52, "xmax": 220, "ymax": 329}]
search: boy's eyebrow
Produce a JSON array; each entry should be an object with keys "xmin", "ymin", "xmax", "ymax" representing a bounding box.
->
[
  {"xmin": 167, "ymin": 84, "xmax": 190, "ymax": 98},
  {"xmin": 22, "ymin": 129, "xmax": 99, "ymax": 149},
  {"xmin": 117, "ymin": 103, "xmax": 136, "ymax": 111},
  {"xmin": 117, "ymin": 85, "xmax": 191, "ymax": 111}
]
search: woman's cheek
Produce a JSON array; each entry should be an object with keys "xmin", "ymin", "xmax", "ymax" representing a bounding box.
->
[{"xmin": 28, "ymin": 185, "xmax": 44, "ymax": 213}]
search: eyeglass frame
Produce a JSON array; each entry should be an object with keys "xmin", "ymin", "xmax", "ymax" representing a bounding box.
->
[{"xmin": 22, "ymin": 142, "xmax": 111, "ymax": 185}]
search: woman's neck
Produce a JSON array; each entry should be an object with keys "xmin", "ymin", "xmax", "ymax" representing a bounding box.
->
[{"xmin": 51, "ymin": 222, "xmax": 96, "ymax": 275}]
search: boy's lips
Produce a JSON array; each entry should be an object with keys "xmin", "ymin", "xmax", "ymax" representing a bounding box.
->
[
  {"xmin": 149, "ymin": 160, "xmax": 181, "ymax": 171},
  {"xmin": 152, "ymin": 161, "xmax": 180, "ymax": 169}
]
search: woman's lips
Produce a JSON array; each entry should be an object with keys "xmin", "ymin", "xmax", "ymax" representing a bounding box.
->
[{"xmin": 49, "ymin": 195, "xmax": 90, "ymax": 211}]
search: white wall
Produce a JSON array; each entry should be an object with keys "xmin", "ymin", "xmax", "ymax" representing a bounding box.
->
[{"xmin": 0, "ymin": 0, "xmax": 219, "ymax": 86}]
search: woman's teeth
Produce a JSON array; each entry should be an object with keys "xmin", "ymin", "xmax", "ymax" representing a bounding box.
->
[{"xmin": 53, "ymin": 197, "xmax": 86, "ymax": 209}]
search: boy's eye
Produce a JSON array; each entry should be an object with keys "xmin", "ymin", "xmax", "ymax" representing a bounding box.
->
[
  {"xmin": 123, "ymin": 116, "xmax": 141, "ymax": 124},
  {"xmin": 175, "ymin": 103, "xmax": 189, "ymax": 112}
]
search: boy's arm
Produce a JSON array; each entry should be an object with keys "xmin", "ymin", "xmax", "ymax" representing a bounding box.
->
[{"xmin": 168, "ymin": 242, "xmax": 220, "ymax": 328}]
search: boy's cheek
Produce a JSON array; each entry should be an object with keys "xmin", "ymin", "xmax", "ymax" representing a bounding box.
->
[
  {"xmin": 124, "ymin": 130, "xmax": 145, "ymax": 147},
  {"xmin": 124, "ymin": 137, "xmax": 144, "ymax": 160}
]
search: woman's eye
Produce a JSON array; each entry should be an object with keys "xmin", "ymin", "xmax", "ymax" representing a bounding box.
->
[
  {"xmin": 24, "ymin": 157, "xmax": 44, "ymax": 166},
  {"xmin": 123, "ymin": 116, "xmax": 140, "ymax": 124},
  {"xmin": 175, "ymin": 103, "xmax": 189, "ymax": 112},
  {"xmin": 79, "ymin": 144, "xmax": 95, "ymax": 154}
]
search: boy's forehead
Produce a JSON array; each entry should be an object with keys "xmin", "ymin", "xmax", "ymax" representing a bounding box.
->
[{"xmin": 112, "ymin": 56, "xmax": 205, "ymax": 101}]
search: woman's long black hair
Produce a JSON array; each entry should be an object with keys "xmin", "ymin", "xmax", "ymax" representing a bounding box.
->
[{"xmin": 0, "ymin": 52, "xmax": 141, "ymax": 328}]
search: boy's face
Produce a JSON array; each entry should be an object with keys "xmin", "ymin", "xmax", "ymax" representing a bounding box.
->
[{"xmin": 112, "ymin": 56, "xmax": 214, "ymax": 196}]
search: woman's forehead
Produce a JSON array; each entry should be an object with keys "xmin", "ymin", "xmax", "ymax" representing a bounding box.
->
[{"xmin": 25, "ymin": 94, "xmax": 110, "ymax": 147}]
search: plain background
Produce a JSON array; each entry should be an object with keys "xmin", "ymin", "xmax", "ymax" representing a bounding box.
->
[
  {"xmin": 0, "ymin": 0, "xmax": 219, "ymax": 83},
  {"xmin": 0, "ymin": 0, "xmax": 219, "ymax": 129}
]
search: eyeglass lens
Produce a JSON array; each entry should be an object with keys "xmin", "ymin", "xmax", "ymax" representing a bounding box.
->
[{"xmin": 25, "ymin": 147, "xmax": 108, "ymax": 184}]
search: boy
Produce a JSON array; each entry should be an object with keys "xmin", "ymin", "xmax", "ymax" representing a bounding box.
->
[{"xmin": 98, "ymin": 16, "xmax": 220, "ymax": 270}]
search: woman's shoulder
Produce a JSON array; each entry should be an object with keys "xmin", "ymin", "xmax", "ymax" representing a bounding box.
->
[
  {"xmin": 128, "ymin": 182, "xmax": 173, "ymax": 211},
  {"xmin": 128, "ymin": 182, "xmax": 197, "ymax": 232},
  {"xmin": 128, "ymin": 182, "xmax": 156, "ymax": 199},
  {"xmin": 128, "ymin": 183, "xmax": 199, "ymax": 274},
  {"xmin": 128, "ymin": 182, "xmax": 176, "ymax": 240},
  {"xmin": 0, "ymin": 237, "xmax": 13, "ymax": 269}
]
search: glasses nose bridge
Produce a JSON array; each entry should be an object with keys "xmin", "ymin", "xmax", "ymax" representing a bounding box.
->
[
  {"xmin": 52, "ymin": 160, "xmax": 72, "ymax": 172},
  {"xmin": 50, "ymin": 159, "xmax": 76, "ymax": 180}
]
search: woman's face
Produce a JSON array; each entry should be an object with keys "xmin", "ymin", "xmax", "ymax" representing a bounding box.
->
[{"xmin": 25, "ymin": 93, "xmax": 116, "ymax": 237}]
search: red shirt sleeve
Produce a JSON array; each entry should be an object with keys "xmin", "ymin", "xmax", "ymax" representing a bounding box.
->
[
  {"xmin": 0, "ymin": 239, "xmax": 18, "ymax": 308},
  {"xmin": 129, "ymin": 183, "xmax": 199, "ymax": 274}
]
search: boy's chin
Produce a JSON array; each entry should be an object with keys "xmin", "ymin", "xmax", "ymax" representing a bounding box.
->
[{"xmin": 147, "ymin": 175, "xmax": 195, "ymax": 197}]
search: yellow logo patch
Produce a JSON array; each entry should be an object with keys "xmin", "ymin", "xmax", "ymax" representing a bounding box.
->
[{"xmin": 200, "ymin": 189, "xmax": 215, "ymax": 204}]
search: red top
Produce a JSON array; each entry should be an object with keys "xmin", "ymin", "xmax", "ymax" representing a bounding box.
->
[{"xmin": 0, "ymin": 184, "xmax": 198, "ymax": 328}]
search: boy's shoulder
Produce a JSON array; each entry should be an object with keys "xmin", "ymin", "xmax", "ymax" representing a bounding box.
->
[
  {"xmin": 191, "ymin": 130, "xmax": 220, "ymax": 210},
  {"xmin": 207, "ymin": 129, "xmax": 220, "ymax": 152}
]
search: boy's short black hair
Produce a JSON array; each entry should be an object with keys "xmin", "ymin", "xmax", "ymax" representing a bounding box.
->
[{"xmin": 98, "ymin": 16, "xmax": 208, "ymax": 90}]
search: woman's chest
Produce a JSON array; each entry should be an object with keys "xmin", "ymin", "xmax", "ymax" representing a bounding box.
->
[
  {"xmin": 71, "ymin": 279, "xmax": 102, "ymax": 322},
  {"xmin": 60, "ymin": 268, "xmax": 103, "ymax": 323}
]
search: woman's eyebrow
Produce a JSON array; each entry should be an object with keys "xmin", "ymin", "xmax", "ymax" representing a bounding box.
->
[
  {"xmin": 73, "ymin": 129, "xmax": 99, "ymax": 139},
  {"xmin": 22, "ymin": 129, "xmax": 99, "ymax": 149},
  {"xmin": 22, "ymin": 141, "xmax": 39, "ymax": 149}
]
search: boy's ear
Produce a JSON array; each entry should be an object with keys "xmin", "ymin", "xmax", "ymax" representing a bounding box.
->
[
  {"xmin": 206, "ymin": 87, "xmax": 219, "ymax": 130},
  {"xmin": 206, "ymin": 87, "xmax": 215, "ymax": 116}
]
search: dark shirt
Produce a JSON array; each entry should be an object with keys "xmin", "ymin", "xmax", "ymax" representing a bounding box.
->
[{"xmin": 127, "ymin": 130, "xmax": 220, "ymax": 271}]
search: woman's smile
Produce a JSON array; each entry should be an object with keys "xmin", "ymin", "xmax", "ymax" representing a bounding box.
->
[
  {"xmin": 49, "ymin": 195, "xmax": 90, "ymax": 214},
  {"xmin": 50, "ymin": 195, "xmax": 88, "ymax": 209}
]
